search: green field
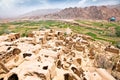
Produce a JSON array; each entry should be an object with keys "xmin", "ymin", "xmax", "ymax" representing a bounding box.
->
[{"xmin": 0, "ymin": 20, "xmax": 120, "ymax": 48}]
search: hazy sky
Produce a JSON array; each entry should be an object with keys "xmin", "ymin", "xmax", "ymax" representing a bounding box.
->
[{"xmin": 0, "ymin": 0, "xmax": 120, "ymax": 18}]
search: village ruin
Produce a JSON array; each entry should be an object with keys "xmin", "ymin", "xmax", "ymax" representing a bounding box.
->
[{"xmin": 0, "ymin": 28, "xmax": 120, "ymax": 80}]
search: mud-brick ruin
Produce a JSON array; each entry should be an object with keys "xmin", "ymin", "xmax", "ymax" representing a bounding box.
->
[{"xmin": 0, "ymin": 28, "xmax": 120, "ymax": 80}]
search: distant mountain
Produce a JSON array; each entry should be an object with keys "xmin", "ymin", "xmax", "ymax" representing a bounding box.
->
[
  {"xmin": 19, "ymin": 4, "xmax": 120, "ymax": 20},
  {"xmin": 108, "ymin": 4, "xmax": 120, "ymax": 10},
  {"xmin": 43, "ymin": 4, "xmax": 120, "ymax": 20},
  {"xmin": 0, "ymin": 16, "xmax": 4, "ymax": 19},
  {"xmin": 20, "ymin": 9, "xmax": 61, "ymax": 18}
]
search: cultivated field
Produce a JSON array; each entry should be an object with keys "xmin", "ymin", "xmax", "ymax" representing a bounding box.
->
[{"xmin": 0, "ymin": 20, "xmax": 120, "ymax": 47}]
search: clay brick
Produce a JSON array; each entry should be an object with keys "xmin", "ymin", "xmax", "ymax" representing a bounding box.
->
[
  {"xmin": 88, "ymin": 48, "xmax": 95, "ymax": 59},
  {"xmin": 55, "ymin": 41, "xmax": 63, "ymax": 47},
  {"xmin": 62, "ymin": 62, "xmax": 71, "ymax": 70},
  {"xmin": 12, "ymin": 48, "xmax": 21, "ymax": 55},
  {"xmin": 50, "ymin": 29, "xmax": 55, "ymax": 33},
  {"xmin": 15, "ymin": 33, "xmax": 20, "ymax": 39},
  {"xmin": 27, "ymin": 33, "xmax": 34, "ymax": 37},
  {"xmin": 62, "ymin": 47, "xmax": 71, "ymax": 54},
  {"xmin": 73, "ymin": 58, "xmax": 82, "ymax": 66},
  {"xmin": 64, "ymin": 73, "xmax": 77, "ymax": 80},
  {"xmin": 116, "ymin": 60, "xmax": 120, "ymax": 72},
  {"xmin": 8, "ymin": 33, "xmax": 20, "ymax": 41},
  {"xmin": 75, "ymin": 44, "xmax": 85, "ymax": 52},
  {"xmin": 0, "ymin": 62, "xmax": 9, "ymax": 73},
  {"xmin": 71, "ymin": 66, "xmax": 84, "ymax": 77},
  {"xmin": 23, "ymin": 53, "xmax": 32, "ymax": 58},
  {"xmin": 41, "ymin": 37, "xmax": 47, "ymax": 44},
  {"xmin": 57, "ymin": 32, "xmax": 63, "ymax": 36},
  {"xmin": 56, "ymin": 60, "xmax": 62, "ymax": 69},
  {"xmin": 82, "ymin": 35, "xmax": 93, "ymax": 41},
  {"xmin": 105, "ymin": 47, "xmax": 119, "ymax": 54},
  {"xmin": 57, "ymin": 36, "xmax": 65, "ymax": 40}
]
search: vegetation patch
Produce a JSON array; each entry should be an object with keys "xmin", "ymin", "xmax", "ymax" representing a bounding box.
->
[
  {"xmin": 86, "ymin": 32, "xmax": 97, "ymax": 38},
  {"xmin": 115, "ymin": 26, "xmax": 120, "ymax": 37},
  {"xmin": 0, "ymin": 20, "xmax": 120, "ymax": 47}
]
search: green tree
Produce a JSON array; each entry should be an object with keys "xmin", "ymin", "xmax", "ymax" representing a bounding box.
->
[
  {"xmin": 115, "ymin": 26, "xmax": 120, "ymax": 37},
  {"xmin": 116, "ymin": 42, "xmax": 120, "ymax": 49}
]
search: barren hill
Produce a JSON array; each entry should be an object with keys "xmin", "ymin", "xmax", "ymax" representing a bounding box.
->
[
  {"xmin": 44, "ymin": 5, "xmax": 120, "ymax": 20},
  {"xmin": 20, "ymin": 9, "xmax": 61, "ymax": 19},
  {"xmin": 108, "ymin": 4, "xmax": 120, "ymax": 11},
  {"xmin": 21, "ymin": 4, "xmax": 120, "ymax": 20}
]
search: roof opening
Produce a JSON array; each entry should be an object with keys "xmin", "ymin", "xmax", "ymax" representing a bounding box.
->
[{"xmin": 8, "ymin": 73, "xmax": 19, "ymax": 80}]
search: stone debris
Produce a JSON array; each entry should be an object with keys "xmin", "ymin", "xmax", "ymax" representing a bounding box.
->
[{"xmin": 0, "ymin": 29, "xmax": 119, "ymax": 80}]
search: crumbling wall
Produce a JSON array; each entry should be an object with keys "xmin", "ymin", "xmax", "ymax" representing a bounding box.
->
[{"xmin": 0, "ymin": 29, "xmax": 119, "ymax": 80}]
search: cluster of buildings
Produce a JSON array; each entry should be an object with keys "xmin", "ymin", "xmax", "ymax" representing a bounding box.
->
[{"xmin": 0, "ymin": 28, "xmax": 119, "ymax": 80}]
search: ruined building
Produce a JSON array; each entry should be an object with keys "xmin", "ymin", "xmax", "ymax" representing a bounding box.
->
[{"xmin": 0, "ymin": 29, "xmax": 120, "ymax": 80}]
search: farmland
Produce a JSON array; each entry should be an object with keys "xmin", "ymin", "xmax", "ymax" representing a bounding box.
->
[{"xmin": 0, "ymin": 20, "xmax": 120, "ymax": 46}]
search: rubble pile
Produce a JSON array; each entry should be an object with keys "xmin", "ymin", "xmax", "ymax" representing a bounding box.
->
[{"xmin": 0, "ymin": 29, "xmax": 119, "ymax": 80}]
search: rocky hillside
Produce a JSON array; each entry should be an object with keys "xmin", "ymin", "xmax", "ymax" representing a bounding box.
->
[
  {"xmin": 108, "ymin": 4, "xmax": 120, "ymax": 11},
  {"xmin": 44, "ymin": 5, "xmax": 120, "ymax": 20},
  {"xmin": 19, "ymin": 9, "xmax": 61, "ymax": 19},
  {"xmin": 21, "ymin": 4, "xmax": 120, "ymax": 20}
]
